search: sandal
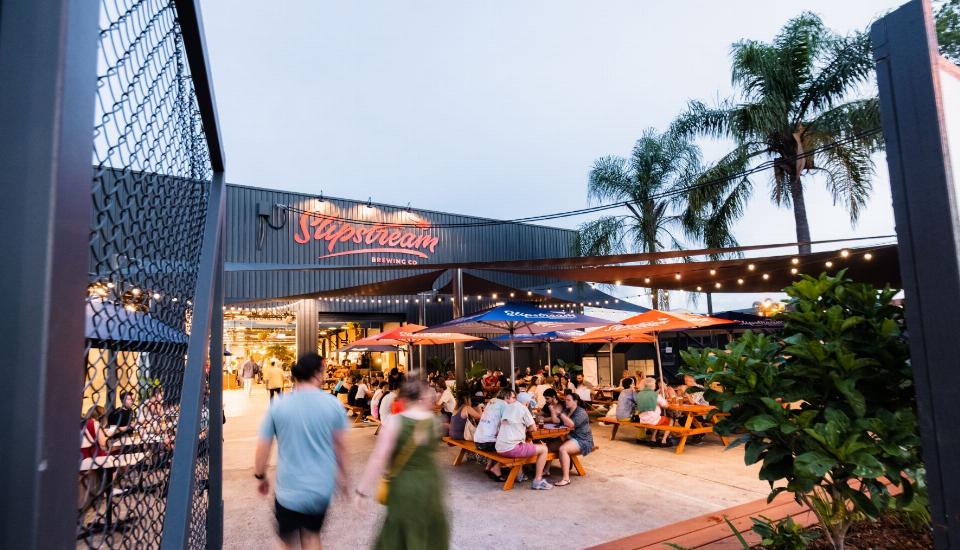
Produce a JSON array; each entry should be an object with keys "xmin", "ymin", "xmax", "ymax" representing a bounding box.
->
[{"xmin": 554, "ymin": 479, "xmax": 571, "ymax": 487}]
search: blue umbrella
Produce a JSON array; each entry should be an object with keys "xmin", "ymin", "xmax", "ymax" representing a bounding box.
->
[
  {"xmin": 463, "ymin": 339, "xmax": 507, "ymax": 352},
  {"xmin": 420, "ymin": 302, "xmax": 608, "ymax": 388},
  {"xmin": 492, "ymin": 330, "xmax": 583, "ymax": 373}
]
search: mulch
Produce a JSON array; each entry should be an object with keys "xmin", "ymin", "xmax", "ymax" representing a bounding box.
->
[{"xmin": 805, "ymin": 514, "xmax": 932, "ymax": 550}]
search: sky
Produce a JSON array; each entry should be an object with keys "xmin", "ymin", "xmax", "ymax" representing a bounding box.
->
[{"xmin": 200, "ymin": 0, "xmax": 907, "ymax": 311}]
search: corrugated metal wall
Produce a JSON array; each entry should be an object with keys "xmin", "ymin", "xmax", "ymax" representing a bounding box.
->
[{"xmin": 225, "ymin": 183, "xmax": 577, "ymax": 303}]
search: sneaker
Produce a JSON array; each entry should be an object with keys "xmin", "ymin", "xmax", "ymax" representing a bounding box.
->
[
  {"xmin": 516, "ymin": 470, "xmax": 528, "ymax": 483},
  {"xmin": 531, "ymin": 479, "xmax": 553, "ymax": 490}
]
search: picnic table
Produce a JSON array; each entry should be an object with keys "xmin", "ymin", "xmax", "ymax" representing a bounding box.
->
[
  {"xmin": 78, "ymin": 452, "xmax": 147, "ymax": 536},
  {"xmin": 604, "ymin": 403, "xmax": 729, "ymax": 454}
]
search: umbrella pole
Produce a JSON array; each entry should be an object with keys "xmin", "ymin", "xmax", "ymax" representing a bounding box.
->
[
  {"xmin": 546, "ymin": 341, "xmax": 552, "ymax": 375},
  {"xmin": 654, "ymin": 332, "xmax": 666, "ymax": 392},
  {"xmin": 509, "ymin": 332, "xmax": 516, "ymax": 391},
  {"xmin": 609, "ymin": 341, "xmax": 615, "ymax": 387}
]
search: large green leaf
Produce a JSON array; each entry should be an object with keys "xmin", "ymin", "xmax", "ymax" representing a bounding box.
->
[
  {"xmin": 745, "ymin": 414, "xmax": 778, "ymax": 431},
  {"xmin": 794, "ymin": 451, "xmax": 836, "ymax": 478}
]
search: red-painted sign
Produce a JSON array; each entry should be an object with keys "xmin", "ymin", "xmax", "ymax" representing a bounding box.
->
[{"xmin": 294, "ymin": 212, "xmax": 440, "ymax": 262}]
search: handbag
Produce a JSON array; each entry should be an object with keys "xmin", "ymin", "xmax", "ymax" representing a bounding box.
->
[{"xmin": 376, "ymin": 420, "xmax": 424, "ymax": 505}]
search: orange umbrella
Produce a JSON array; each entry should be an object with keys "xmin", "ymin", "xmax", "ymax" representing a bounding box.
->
[
  {"xmin": 404, "ymin": 332, "xmax": 482, "ymax": 346},
  {"xmin": 570, "ymin": 325, "xmax": 655, "ymax": 384},
  {"xmin": 368, "ymin": 325, "xmax": 480, "ymax": 371},
  {"xmin": 619, "ymin": 310, "xmax": 735, "ymax": 388}
]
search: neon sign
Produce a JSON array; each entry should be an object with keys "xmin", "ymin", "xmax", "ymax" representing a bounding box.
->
[{"xmin": 293, "ymin": 212, "xmax": 440, "ymax": 261}]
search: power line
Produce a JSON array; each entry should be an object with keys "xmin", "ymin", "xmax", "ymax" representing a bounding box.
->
[{"xmin": 277, "ymin": 127, "xmax": 882, "ymax": 229}]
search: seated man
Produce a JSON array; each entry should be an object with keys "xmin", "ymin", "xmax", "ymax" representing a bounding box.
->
[
  {"xmin": 495, "ymin": 391, "xmax": 552, "ymax": 490},
  {"xmin": 539, "ymin": 388, "xmax": 562, "ymax": 424},
  {"xmin": 473, "ymin": 390, "xmax": 509, "ymax": 480},
  {"xmin": 481, "ymin": 369, "xmax": 499, "ymax": 394},
  {"xmin": 108, "ymin": 391, "xmax": 138, "ymax": 435},
  {"xmin": 615, "ymin": 377, "xmax": 638, "ymax": 420},
  {"xmin": 635, "ymin": 377, "xmax": 671, "ymax": 443}
]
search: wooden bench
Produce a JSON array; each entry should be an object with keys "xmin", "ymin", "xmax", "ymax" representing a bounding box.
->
[
  {"xmin": 441, "ymin": 437, "xmax": 587, "ymax": 491},
  {"xmin": 600, "ymin": 417, "xmax": 727, "ymax": 454}
]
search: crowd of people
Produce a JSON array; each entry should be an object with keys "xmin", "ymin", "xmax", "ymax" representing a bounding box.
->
[{"xmin": 613, "ymin": 373, "xmax": 710, "ymax": 446}]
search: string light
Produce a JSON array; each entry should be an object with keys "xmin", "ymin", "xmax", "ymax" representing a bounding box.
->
[
  {"xmin": 762, "ymin": 273, "xmax": 770, "ymax": 280},
  {"xmin": 567, "ymin": 287, "xmax": 573, "ymax": 292},
  {"xmin": 825, "ymin": 261, "xmax": 834, "ymax": 268},
  {"xmin": 747, "ymin": 264, "xmax": 755, "ymax": 271},
  {"xmin": 737, "ymin": 278, "xmax": 744, "ymax": 285},
  {"xmin": 791, "ymin": 258, "xmax": 799, "ymax": 265},
  {"xmin": 790, "ymin": 268, "xmax": 798, "ymax": 274},
  {"xmin": 709, "ymin": 269, "xmax": 716, "ymax": 276},
  {"xmin": 696, "ymin": 286, "xmax": 702, "ymax": 291},
  {"xmin": 715, "ymin": 282, "xmax": 722, "ymax": 289},
  {"xmin": 615, "ymin": 280, "xmax": 622, "ymax": 286},
  {"xmin": 864, "ymin": 253, "xmax": 873, "ymax": 260},
  {"xmin": 643, "ymin": 277, "xmax": 651, "ymax": 284},
  {"xmin": 674, "ymin": 273, "xmax": 681, "ymax": 280},
  {"xmin": 510, "ymin": 292, "xmax": 515, "ymax": 298},
  {"xmin": 840, "ymin": 249, "xmax": 849, "ymax": 258}
]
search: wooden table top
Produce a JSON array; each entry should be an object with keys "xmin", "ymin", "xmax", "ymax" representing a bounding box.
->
[
  {"xmin": 665, "ymin": 403, "xmax": 715, "ymax": 414},
  {"xmin": 79, "ymin": 452, "xmax": 147, "ymax": 471},
  {"xmin": 531, "ymin": 426, "xmax": 570, "ymax": 440}
]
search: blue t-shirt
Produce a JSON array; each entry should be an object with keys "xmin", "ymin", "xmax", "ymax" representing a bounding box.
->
[{"xmin": 259, "ymin": 387, "xmax": 347, "ymax": 513}]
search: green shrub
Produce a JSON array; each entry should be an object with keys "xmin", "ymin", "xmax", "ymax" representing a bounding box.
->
[
  {"xmin": 681, "ymin": 271, "xmax": 923, "ymax": 550},
  {"xmin": 750, "ymin": 516, "xmax": 820, "ymax": 549}
]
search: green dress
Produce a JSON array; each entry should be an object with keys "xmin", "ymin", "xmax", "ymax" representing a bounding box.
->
[{"xmin": 375, "ymin": 415, "xmax": 450, "ymax": 550}]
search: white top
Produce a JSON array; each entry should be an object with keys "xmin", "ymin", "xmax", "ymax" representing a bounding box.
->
[
  {"xmin": 437, "ymin": 387, "xmax": 456, "ymax": 414},
  {"xmin": 534, "ymin": 384, "xmax": 552, "ymax": 409},
  {"xmin": 575, "ymin": 386, "xmax": 593, "ymax": 402},
  {"xmin": 378, "ymin": 391, "xmax": 396, "ymax": 422},
  {"xmin": 637, "ymin": 394, "xmax": 669, "ymax": 425},
  {"xmin": 495, "ymin": 402, "xmax": 535, "ymax": 452},
  {"xmin": 473, "ymin": 398, "xmax": 506, "ymax": 444},
  {"xmin": 356, "ymin": 383, "xmax": 369, "ymax": 399}
]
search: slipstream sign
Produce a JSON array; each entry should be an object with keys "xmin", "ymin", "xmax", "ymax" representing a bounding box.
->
[
  {"xmin": 503, "ymin": 310, "xmax": 578, "ymax": 320},
  {"xmin": 293, "ymin": 212, "xmax": 441, "ymax": 262}
]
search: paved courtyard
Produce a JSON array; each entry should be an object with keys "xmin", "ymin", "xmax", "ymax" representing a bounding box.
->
[{"xmin": 222, "ymin": 386, "xmax": 769, "ymax": 550}]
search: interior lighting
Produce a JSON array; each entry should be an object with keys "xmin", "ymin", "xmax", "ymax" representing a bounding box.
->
[
  {"xmin": 567, "ymin": 287, "xmax": 573, "ymax": 292},
  {"xmin": 747, "ymin": 264, "xmax": 756, "ymax": 271},
  {"xmin": 840, "ymin": 249, "xmax": 850, "ymax": 258},
  {"xmin": 864, "ymin": 253, "xmax": 873, "ymax": 260},
  {"xmin": 546, "ymin": 289, "xmax": 552, "ymax": 294},
  {"xmin": 492, "ymin": 293, "xmax": 498, "ymax": 299},
  {"xmin": 131, "ymin": 288, "xmax": 141, "ymax": 295},
  {"xmin": 527, "ymin": 291, "xmax": 533, "ymax": 296},
  {"xmin": 674, "ymin": 273, "xmax": 681, "ymax": 280},
  {"xmin": 171, "ymin": 297, "xmax": 178, "ymax": 302},
  {"xmin": 152, "ymin": 292, "xmax": 161, "ymax": 300},
  {"xmin": 476, "ymin": 295, "xmax": 481, "ymax": 300},
  {"xmin": 125, "ymin": 304, "xmax": 137, "ymax": 312},
  {"xmin": 463, "ymin": 296, "xmax": 468, "ymax": 301},
  {"xmin": 106, "ymin": 282, "xmax": 115, "ymax": 288}
]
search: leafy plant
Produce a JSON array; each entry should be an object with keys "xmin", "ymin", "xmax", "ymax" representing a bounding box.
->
[
  {"xmin": 468, "ymin": 360, "xmax": 486, "ymax": 379},
  {"xmin": 265, "ymin": 344, "xmax": 295, "ymax": 368},
  {"xmin": 681, "ymin": 271, "xmax": 922, "ymax": 550},
  {"xmin": 428, "ymin": 356, "xmax": 453, "ymax": 375},
  {"xmin": 556, "ymin": 358, "xmax": 582, "ymax": 374},
  {"xmin": 751, "ymin": 516, "xmax": 820, "ymax": 549}
]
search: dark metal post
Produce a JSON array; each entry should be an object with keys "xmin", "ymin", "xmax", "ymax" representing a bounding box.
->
[
  {"xmin": 451, "ymin": 269, "xmax": 466, "ymax": 387},
  {"xmin": 161, "ymin": 172, "xmax": 226, "ymax": 550},
  {"xmin": 295, "ymin": 299, "xmax": 319, "ymax": 358},
  {"xmin": 418, "ymin": 292, "xmax": 427, "ymax": 372},
  {"xmin": 706, "ymin": 292, "xmax": 714, "ymax": 315},
  {"xmin": 872, "ymin": 1, "xmax": 960, "ymax": 545},
  {"xmin": 206, "ymin": 231, "xmax": 225, "ymax": 550},
  {"xmin": 0, "ymin": 1, "xmax": 99, "ymax": 547}
]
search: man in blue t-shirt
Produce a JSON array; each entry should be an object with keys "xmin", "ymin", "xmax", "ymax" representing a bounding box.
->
[{"xmin": 254, "ymin": 353, "xmax": 347, "ymax": 548}]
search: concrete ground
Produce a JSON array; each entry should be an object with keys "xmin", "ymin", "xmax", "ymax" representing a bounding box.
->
[{"xmin": 223, "ymin": 385, "xmax": 769, "ymax": 550}]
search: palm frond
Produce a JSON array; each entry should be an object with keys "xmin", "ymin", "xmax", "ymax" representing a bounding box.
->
[
  {"xmin": 811, "ymin": 140, "xmax": 874, "ymax": 223},
  {"xmin": 804, "ymin": 98, "xmax": 882, "ymax": 152},
  {"xmin": 793, "ymin": 31, "xmax": 875, "ymax": 126},
  {"xmin": 576, "ymin": 216, "xmax": 629, "ymax": 256},
  {"xmin": 671, "ymin": 99, "xmax": 734, "ymax": 140},
  {"xmin": 587, "ymin": 156, "xmax": 632, "ymax": 204}
]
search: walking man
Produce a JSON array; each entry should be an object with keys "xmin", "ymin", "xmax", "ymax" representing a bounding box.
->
[
  {"xmin": 240, "ymin": 357, "xmax": 257, "ymax": 397},
  {"xmin": 254, "ymin": 353, "xmax": 347, "ymax": 550},
  {"xmin": 265, "ymin": 360, "xmax": 285, "ymax": 400}
]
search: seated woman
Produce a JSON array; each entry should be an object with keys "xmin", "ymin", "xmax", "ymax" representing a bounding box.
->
[
  {"xmin": 635, "ymin": 377, "xmax": 671, "ymax": 443},
  {"xmin": 552, "ymin": 393, "xmax": 594, "ymax": 487},
  {"xmin": 448, "ymin": 390, "xmax": 481, "ymax": 440},
  {"xmin": 473, "ymin": 390, "xmax": 509, "ymax": 481},
  {"xmin": 676, "ymin": 374, "xmax": 709, "ymax": 405},
  {"xmin": 615, "ymin": 377, "xmax": 638, "ymax": 420},
  {"xmin": 494, "ymin": 391, "xmax": 552, "ymax": 490}
]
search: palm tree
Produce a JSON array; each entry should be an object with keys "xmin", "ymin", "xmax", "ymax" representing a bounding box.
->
[
  {"xmin": 672, "ymin": 13, "xmax": 883, "ymax": 254},
  {"xmin": 578, "ymin": 128, "xmax": 713, "ymax": 310}
]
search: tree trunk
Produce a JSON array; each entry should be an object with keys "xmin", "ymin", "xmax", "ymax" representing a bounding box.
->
[
  {"xmin": 651, "ymin": 289, "xmax": 659, "ymax": 310},
  {"xmin": 789, "ymin": 174, "xmax": 812, "ymax": 255}
]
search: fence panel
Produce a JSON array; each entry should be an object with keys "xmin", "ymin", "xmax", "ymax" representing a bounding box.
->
[{"xmin": 78, "ymin": 0, "xmax": 215, "ymax": 547}]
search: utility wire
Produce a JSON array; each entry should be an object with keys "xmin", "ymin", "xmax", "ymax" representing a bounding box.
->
[{"xmin": 277, "ymin": 127, "xmax": 882, "ymax": 229}]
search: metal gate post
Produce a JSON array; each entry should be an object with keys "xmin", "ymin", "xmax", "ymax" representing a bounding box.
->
[
  {"xmin": 0, "ymin": 0, "xmax": 99, "ymax": 547},
  {"xmin": 161, "ymin": 172, "xmax": 226, "ymax": 550},
  {"xmin": 206, "ymin": 230, "xmax": 225, "ymax": 550}
]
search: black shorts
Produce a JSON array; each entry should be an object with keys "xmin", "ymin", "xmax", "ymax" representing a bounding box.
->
[
  {"xmin": 275, "ymin": 500, "xmax": 328, "ymax": 537},
  {"xmin": 475, "ymin": 441, "xmax": 496, "ymax": 452}
]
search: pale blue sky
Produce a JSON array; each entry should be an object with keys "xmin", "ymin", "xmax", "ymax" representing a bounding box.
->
[{"xmin": 201, "ymin": 0, "xmax": 906, "ymax": 310}]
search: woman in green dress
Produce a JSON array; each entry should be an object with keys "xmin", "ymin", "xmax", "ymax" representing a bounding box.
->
[{"xmin": 357, "ymin": 378, "xmax": 449, "ymax": 550}]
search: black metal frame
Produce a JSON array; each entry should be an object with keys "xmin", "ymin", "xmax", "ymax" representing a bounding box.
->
[
  {"xmin": 0, "ymin": 0, "xmax": 226, "ymax": 547},
  {"xmin": 0, "ymin": 1, "xmax": 100, "ymax": 547},
  {"xmin": 872, "ymin": 0, "xmax": 960, "ymax": 546}
]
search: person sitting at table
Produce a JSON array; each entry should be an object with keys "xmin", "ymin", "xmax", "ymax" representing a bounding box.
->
[
  {"xmin": 495, "ymin": 390, "xmax": 553, "ymax": 490},
  {"xmin": 437, "ymin": 377, "xmax": 457, "ymax": 423},
  {"xmin": 533, "ymin": 375, "xmax": 552, "ymax": 409},
  {"xmin": 368, "ymin": 380, "xmax": 384, "ymax": 420},
  {"xmin": 635, "ymin": 377, "xmax": 671, "ymax": 443},
  {"xmin": 481, "ymin": 369, "xmax": 499, "ymax": 394},
  {"xmin": 378, "ymin": 381, "xmax": 399, "ymax": 423},
  {"xmin": 552, "ymin": 393, "xmax": 594, "ymax": 487},
  {"xmin": 473, "ymin": 389, "xmax": 510, "ymax": 481},
  {"xmin": 573, "ymin": 373, "xmax": 593, "ymax": 403},
  {"xmin": 449, "ymin": 390, "xmax": 482, "ymax": 440},
  {"xmin": 540, "ymin": 388, "xmax": 563, "ymax": 424},
  {"xmin": 615, "ymin": 377, "xmax": 638, "ymax": 420},
  {"xmin": 108, "ymin": 391, "xmax": 138, "ymax": 436},
  {"xmin": 81, "ymin": 405, "xmax": 109, "ymax": 460},
  {"xmin": 676, "ymin": 374, "xmax": 709, "ymax": 405}
]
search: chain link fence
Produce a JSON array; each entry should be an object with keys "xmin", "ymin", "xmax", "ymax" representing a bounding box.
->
[{"xmin": 79, "ymin": 0, "xmax": 214, "ymax": 547}]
